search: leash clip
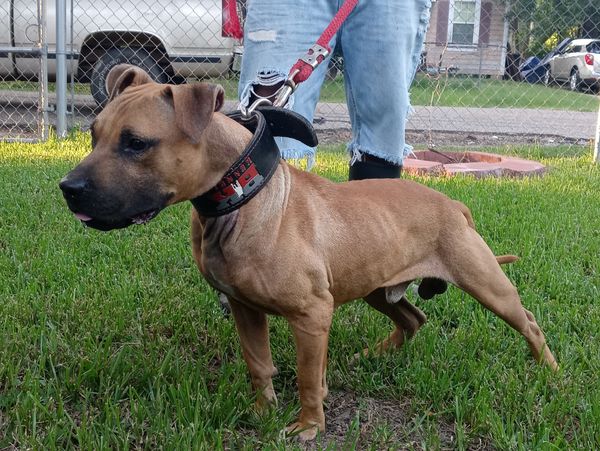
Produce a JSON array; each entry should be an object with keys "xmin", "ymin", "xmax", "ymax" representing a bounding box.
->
[
  {"xmin": 240, "ymin": 65, "xmax": 304, "ymax": 117},
  {"xmin": 273, "ymin": 69, "xmax": 299, "ymax": 108},
  {"xmin": 240, "ymin": 97, "xmax": 272, "ymax": 120}
]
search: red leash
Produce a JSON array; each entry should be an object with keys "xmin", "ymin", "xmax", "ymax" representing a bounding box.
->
[
  {"xmin": 240, "ymin": 0, "xmax": 359, "ymax": 115},
  {"xmin": 222, "ymin": 0, "xmax": 244, "ymax": 40},
  {"xmin": 288, "ymin": 0, "xmax": 359, "ymax": 85}
]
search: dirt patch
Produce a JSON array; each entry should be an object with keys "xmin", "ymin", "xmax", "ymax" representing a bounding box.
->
[{"xmin": 301, "ymin": 391, "xmax": 494, "ymax": 450}]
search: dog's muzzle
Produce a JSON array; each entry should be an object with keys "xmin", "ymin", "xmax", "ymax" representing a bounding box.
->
[{"xmin": 59, "ymin": 175, "xmax": 165, "ymax": 231}]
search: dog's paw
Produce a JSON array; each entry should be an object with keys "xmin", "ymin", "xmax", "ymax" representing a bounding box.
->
[
  {"xmin": 285, "ymin": 421, "xmax": 322, "ymax": 441},
  {"xmin": 254, "ymin": 392, "xmax": 277, "ymax": 415}
]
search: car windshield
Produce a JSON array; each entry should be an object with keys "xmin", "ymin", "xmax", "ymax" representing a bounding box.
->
[{"xmin": 587, "ymin": 41, "xmax": 600, "ymax": 53}]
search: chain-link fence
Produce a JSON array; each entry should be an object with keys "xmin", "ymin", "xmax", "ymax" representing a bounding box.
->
[
  {"xmin": 1, "ymin": 0, "xmax": 599, "ymax": 152},
  {"xmin": 410, "ymin": 0, "xmax": 600, "ymax": 149},
  {"xmin": 0, "ymin": 0, "xmax": 48, "ymax": 142},
  {"xmin": 66, "ymin": 0, "xmax": 244, "ymax": 130}
]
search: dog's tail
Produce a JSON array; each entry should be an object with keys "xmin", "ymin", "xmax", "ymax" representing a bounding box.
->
[{"xmin": 496, "ymin": 255, "xmax": 519, "ymax": 265}]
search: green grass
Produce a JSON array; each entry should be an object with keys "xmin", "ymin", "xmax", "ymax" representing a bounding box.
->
[
  {"xmin": 3, "ymin": 74, "xmax": 598, "ymax": 111},
  {"xmin": 410, "ymin": 75, "xmax": 600, "ymax": 112},
  {"xmin": 0, "ymin": 81, "xmax": 92, "ymax": 95},
  {"xmin": 164, "ymin": 75, "xmax": 600, "ymax": 112},
  {"xmin": 1, "ymin": 134, "xmax": 600, "ymax": 448}
]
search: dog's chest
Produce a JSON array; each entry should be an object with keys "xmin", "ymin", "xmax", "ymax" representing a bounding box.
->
[
  {"xmin": 198, "ymin": 244, "xmax": 239, "ymax": 296},
  {"xmin": 200, "ymin": 261, "xmax": 280, "ymax": 314}
]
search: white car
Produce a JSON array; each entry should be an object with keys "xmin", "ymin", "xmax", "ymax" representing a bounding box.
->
[
  {"xmin": 544, "ymin": 38, "xmax": 600, "ymax": 92},
  {"xmin": 1, "ymin": 0, "xmax": 243, "ymax": 105}
]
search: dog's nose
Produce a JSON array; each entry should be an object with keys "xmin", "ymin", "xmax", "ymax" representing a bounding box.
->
[{"xmin": 59, "ymin": 177, "xmax": 89, "ymax": 197}]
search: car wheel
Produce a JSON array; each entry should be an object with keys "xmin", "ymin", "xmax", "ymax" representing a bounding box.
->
[
  {"xmin": 90, "ymin": 47, "xmax": 168, "ymax": 107},
  {"xmin": 569, "ymin": 68, "xmax": 581, "ymax": 92}
]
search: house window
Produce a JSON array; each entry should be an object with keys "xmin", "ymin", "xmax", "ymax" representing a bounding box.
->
[{"xmin": 449, "ymin": 0, "xmax": 481, "ymax": 45}]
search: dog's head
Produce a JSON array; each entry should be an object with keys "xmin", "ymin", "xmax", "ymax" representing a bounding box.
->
[{"xmin": 59, "ymin": 65, "xmax": 225, "ymax": 231}]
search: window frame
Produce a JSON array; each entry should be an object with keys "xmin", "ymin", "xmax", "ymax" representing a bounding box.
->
[
  {"xmin": 447, "ymin": 0, "xmax": 482, "ymax": 47},
  {"xmin": 586, "ymin": 41, "xmax": 600, "ymax": 54}
]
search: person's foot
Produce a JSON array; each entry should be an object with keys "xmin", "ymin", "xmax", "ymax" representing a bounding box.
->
[{"xmin": 348, "ymin": 153, "xmax": 402, "ymax": 180}]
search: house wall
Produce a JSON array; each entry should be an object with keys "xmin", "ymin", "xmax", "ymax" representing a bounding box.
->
[{"xmin": 424, "ymin": 0, "xmax": 507, "ymax": 77}]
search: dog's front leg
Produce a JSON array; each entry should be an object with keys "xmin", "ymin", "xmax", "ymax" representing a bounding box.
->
[
  {"xmin": 286, "ymin": 309, "xmax": 333, "ymax": 441},
  {"xmin": 228, "ymin": 298, "xmax": 278, "ymax": 411}
]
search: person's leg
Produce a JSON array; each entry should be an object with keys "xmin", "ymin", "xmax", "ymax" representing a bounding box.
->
[
  {"xmin": 340, "ymin": 0, "xmax": 432, "ymax": 179},
  {"xmin": 340, "ymin": 0, "xmax": 446, "ymax": 298},
  {"xmin": 215, "ymin": 0, "xmax": 338, "ymax": 315},
  {"xmin": 239, "ymin": 0, "xmax": 337, "ymax": 165}
]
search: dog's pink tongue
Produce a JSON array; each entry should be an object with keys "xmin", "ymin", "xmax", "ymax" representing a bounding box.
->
[{"xmin": 74, "ymin": 213, "xmax": 92, "ymax": 222}]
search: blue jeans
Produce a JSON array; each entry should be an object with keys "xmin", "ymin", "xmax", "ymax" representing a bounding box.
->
[{"xmin": 239, "ymin": 0, "xmax": 432, "ymax": 167}]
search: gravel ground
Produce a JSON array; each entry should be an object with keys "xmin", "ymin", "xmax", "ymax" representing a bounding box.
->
[
  {"xmin": 1, "ymin": 91, "xmax": 597, "ymax": 146},
  {"xmin": 317, "ymin": 128, "xmax": 592, "ymax": 148},
  {"xmin": 312, "ymin": 103, "xmax": 597, "ymax": 142}
]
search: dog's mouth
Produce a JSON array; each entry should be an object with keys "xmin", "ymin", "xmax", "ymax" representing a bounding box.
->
[
  {"xmin": 73, "ymin": 208, "xmax": 161, "ymax": 231},
  {"xmin": 131, "ymin": 208, "xmax": 160, "ymax": 225}
]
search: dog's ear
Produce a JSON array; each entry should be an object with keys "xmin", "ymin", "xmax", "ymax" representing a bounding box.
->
[
  {"xmin": 166, "ymin": 83, "xmax": 225, "ymax": 144},
  {"xmin": 105, "ymin": 64, "xmax": 154, "ymax": 102}
]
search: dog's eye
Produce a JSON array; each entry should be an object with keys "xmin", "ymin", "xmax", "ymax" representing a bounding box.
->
[
  {"xmin": 127, "ymin": 138, "xmax": 148, "ymax": 152},
  {"xmin": 119, "ymin": 130, "xmax": 156, "ymax": 155}
]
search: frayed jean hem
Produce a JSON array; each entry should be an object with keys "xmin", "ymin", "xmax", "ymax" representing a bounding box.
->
[{"xmin": 348, "ymin": 144, "xmax": 414, "ymax": 167}]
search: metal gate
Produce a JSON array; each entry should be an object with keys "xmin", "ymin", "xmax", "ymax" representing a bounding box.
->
[{"xmin": 0, "ymin": 0, "xmax": 48, "ymax": 142}]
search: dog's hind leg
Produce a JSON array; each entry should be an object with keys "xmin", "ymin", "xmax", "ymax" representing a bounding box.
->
[
  {"xmin": 359, "ymin": 288, "xmax": 427, "ymax": 358},
  {"xmin": 448, "ymin": 231, "xmax": 558, "ymax": 371}
]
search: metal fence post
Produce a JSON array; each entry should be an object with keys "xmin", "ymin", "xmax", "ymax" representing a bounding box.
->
[
  {"xmin": 55, "ymin": 0, "xmax": 68, "ymax": 138},
  {"xmin": 594, "ymin": 99, "xmax": 600, "ymax": 163},
  {"xmin": 37, "ymin": 0, "xmax": 48, "ymax": 141}
]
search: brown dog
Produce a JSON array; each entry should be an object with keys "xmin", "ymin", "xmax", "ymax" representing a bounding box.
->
[{"xmin": 59, "ymin": 65, "xmax": 558, "ymax": 441}]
